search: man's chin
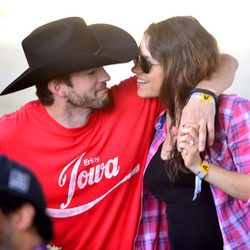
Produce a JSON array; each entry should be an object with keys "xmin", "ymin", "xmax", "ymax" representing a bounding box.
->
[
  {"xmin": 100, "ymin": 98, "xmax": 110, "ymax": 108},
  {"xmin": 93, "ymin": 97, "xmax": 110, "ymax": 109}
]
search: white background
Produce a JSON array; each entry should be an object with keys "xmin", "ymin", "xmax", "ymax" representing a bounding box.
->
[{"xmin": 0, "ymin": 0, "xmax": 249, "ymax": 115}]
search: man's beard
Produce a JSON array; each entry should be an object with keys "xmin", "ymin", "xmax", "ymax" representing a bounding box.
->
[{"xmin": 66, "ymin": 89, "xmax": 110, "ymax": 109}]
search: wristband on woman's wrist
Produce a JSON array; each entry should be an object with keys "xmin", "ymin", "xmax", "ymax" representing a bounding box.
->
[
  {"xmin": 197, "ymin": 160, "xmax": 210, "ymax": 179},
  {"xmin": 188, "ymin": 88, "xmax": 218, "ymax": 106},
  {"xmin": 192, "ymin": 160, "xmax": 211, "ymax": 201}
]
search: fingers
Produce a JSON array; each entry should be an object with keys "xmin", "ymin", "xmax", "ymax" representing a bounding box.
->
[
  {"xmin": 179, "ymin": 121, "xmax": 212, "ymax": 152},
  {"xmin": 171, "ymin": 126, "xmax": 178, "ymax": 137},
  {"xmin": 177, "ymin": 123, "xmax": 197, "ymax": 151},
  {"xmin": 179, "ymin": 142, "xmax": 189, "ymax": 157},
  {"xmin": 178, "ymin": 124, "xmax": 199, "ymax": 151},
  {"xmin": 206, "ymin": 120, "xmax": 215, "ymax": 146},
  {"xmin": 179, "ymin": 136, "xmax": 199, "ymax": 162},
  {"xmin": 180, "ymin": 123, "xmax": 199, "ymax": 138},
  {"xmin": 179, "ymin": 140, "xmax": 201, "ymax": 171},
  {"xmin": 178, "ymin": 123, "xmax": 203, "ymax": 170},
  {"xmin": 198, "ymin": 120, "xmax": 206, "ymax": 152},
  {"xmin": 182, "ymin": 120, "xmax": 206, "ymax": 152}
]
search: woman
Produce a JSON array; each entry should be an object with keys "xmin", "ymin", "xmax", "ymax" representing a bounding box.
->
[{"xmin": 133, "ymin": 16, "xmax": 250, "ymax": 249}]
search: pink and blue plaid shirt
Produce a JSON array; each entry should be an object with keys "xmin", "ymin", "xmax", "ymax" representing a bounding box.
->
[{"xmin": 134, "ymin": 94, "xmax": 250, "ymax": 250}]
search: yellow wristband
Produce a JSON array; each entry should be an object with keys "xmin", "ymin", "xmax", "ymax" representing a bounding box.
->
[
  {"xmin": 189, "ymin": 92, "xmax": 216, "ymax": 105},
  {"xmin": 200, "ymin": 93, "xmax": 214, "ymax": 104},
  {"xmin": 193, "ymin": 160, "xmax": 211, "ymax": 200},
  {"xmin": 197, "ymin": 161, "xmax": 210, "ymax": 179}
]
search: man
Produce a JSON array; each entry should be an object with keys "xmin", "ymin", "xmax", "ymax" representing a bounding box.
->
[
  {"xmin": 0, "ymin": 17, "xmax": 237, "ymax": 249},
  {"xmin": 0, "ymin": 154, "xmax": 53, "ymax": 250},
  {"xmin": 0, "ymin": 16, "xmax": 158, "ymax": 250}
]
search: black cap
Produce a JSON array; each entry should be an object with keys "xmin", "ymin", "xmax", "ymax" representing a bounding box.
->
[{"xmin": 0, "ymin": 155, "xmax": 46, "ymax": 210}]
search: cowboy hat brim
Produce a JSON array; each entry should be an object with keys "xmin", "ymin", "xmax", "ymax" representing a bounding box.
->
[
  {"xmin": 0, "ymin": 22, "xmax": 138, "ymax": 95},
  {"xmin": 0, "ymin": 54, "xmax": 119, "ymax": 95}
]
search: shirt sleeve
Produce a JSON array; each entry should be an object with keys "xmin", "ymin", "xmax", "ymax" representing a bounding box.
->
[{"xmin": 224, "ymin": 96, "xmax": 250, "ymax": 207}]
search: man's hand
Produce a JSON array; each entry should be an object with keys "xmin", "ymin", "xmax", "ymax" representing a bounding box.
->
[{"xmin": 178, "ymin": 98, "xmax": 216, "ymax": 152}]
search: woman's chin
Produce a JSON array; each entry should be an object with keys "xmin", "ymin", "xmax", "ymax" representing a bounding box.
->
[
  {"xmin": 137, "ymin": 89, "xmax": 157, "ymax": 99},
  {"xmin": 137, "ymin": 89, "xmax": 148, "ymax": 98}
]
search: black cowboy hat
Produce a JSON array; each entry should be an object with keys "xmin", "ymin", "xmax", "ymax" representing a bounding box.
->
[{"xmin": 0, "ymin": 17, "xmax": 138, "ymax": 95}]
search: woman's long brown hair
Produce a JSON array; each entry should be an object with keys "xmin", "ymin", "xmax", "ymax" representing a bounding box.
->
[{"xmin": 145, "ymin": 16, "xmax": 220, "ymax": 181}]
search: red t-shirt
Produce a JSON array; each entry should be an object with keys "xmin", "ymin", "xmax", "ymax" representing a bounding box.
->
[{"xmin": 0, "ymin": 76, "xmax": 161, "ymax": 249}]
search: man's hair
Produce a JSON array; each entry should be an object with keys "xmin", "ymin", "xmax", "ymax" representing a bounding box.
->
[
  {"xmin": 36, "ymin": 74, "xmax": 73, "ymax": 106},
  {"xmin": 35, "ymin": 81, "xmax": 55, "ymax": 106},
  {"xmin": 0, "ymin": 191, "xmax": 53, "ymax": 243}
]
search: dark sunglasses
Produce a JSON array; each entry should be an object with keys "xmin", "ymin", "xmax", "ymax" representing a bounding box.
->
[{"xmin": 133, "ymin": 54, "xmax": 160, "ymax": 74}]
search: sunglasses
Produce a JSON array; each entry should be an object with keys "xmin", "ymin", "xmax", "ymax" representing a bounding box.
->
[{"xmin": 133, "ymin": 54, "xmax": 160, "ymax": 74}]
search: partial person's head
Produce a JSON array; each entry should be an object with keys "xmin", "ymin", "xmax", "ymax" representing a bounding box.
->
[
  {"xmin": 0, "ymin": 155, "xmax": 53, "ymax": 249},
  {"xmin": 133, "ymin": 16, "xmax": 220, "ymax": 119},
  {"xmin": 1, "ymin": 17, "xmax": 138, "ymax": 108},
  {"xmin": 132, "ymin": 16, "xmax": 220, "ymax": 181}
]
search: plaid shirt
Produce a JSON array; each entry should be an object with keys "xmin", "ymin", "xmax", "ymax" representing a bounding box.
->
[{"xmin": 134, "ymin": 94, "xmax": 250, "ymax": 250}]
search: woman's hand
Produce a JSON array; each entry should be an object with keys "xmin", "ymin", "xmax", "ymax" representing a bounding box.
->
[
  {"xmin": 178, "ymin": 123, "xmax": 202, "ymax": 172},
  {"xmin": 178, "ymin": 99, "xmax": 215, "ymax": 152},
  {"xmin": 179, "ymin": 124, "xmax": 250, "ymax": 202},
  {"xmin": 178, "ymin": 54, "xmax": 238, "ymax": 152}
]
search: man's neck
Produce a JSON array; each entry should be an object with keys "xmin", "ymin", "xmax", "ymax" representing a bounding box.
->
[
  {"xmin": 14, "ymin": 231, "xmax": 45, "ymax": 250},
  {"xmin": 45, "ymin": 102, "xmax": 92, "ymax": 128}
]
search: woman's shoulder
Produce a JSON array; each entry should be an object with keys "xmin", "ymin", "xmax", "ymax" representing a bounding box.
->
[
  {"xmin": 217, "ymin": 94, "xmax": 250, "ymax": 130},
  {"xmin": 218, "ymin": 94, "xmax": 250, "ymax": 113}
]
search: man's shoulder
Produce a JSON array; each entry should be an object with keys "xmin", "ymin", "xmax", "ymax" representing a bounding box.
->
[
  {"xmin": 110, "ymin": 76, "xmax": 137, "ymax": 92},
  {"xmin": 0, "ymin": 100, "xmax": 42, "ymax": 153},
  {"xmin": 0, "ymin": 100, "xmax": 39, "ymax": 124}
]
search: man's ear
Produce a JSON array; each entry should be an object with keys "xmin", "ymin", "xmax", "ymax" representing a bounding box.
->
[
  {"xmin": 48, "ymin": 79, "xmax": 66, "ymax": 97},
  {"xmin": 13, "ymin": 203, "xmax": 35, "ymax": 231}
]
